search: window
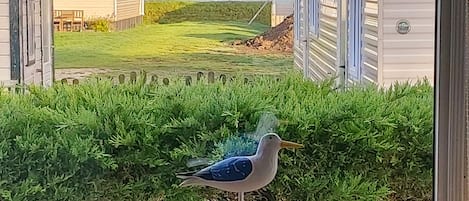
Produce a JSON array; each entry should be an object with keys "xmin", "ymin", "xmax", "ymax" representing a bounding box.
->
[
  {"xmin": 308, "ymin": 0, "xmax": 319, "ymax": 36},
  {"xmin": 26, "ymin": 0, "xmax": 36, "ymax": 66}
]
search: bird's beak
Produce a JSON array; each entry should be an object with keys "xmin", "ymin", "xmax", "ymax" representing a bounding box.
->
[{"xmin": 280, "ymin": 140, "xmax": 304, "ymax": 149}]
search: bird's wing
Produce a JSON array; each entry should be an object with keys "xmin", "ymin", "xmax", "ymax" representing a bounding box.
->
[{"xmin": 193, "ymin": 157, "xmax": 253, "ymax": 182}]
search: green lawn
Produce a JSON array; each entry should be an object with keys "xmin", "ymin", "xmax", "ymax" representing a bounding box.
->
[{"xmin": 54, "ymin": 21, "xmax": 294, "ymax": 76}]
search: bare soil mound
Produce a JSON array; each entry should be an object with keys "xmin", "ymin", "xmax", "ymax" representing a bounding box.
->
[{"xmin": 233, "ymin": 14, "xmax": 294, "ymax": 52}]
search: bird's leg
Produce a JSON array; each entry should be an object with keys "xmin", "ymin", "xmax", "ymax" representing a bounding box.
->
[{"xmin": 238, "ymin": 192, "xmax": 244, "ymax": 201}]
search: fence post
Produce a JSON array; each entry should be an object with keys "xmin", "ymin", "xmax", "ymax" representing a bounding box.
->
[
  {"xmin": 72, "ymin": 79, "xmax": 79, "ymax": 85},
  {"xmin": 208, "ymin": 72, "xmax": 215, "ymax": 83},
  {"xmin": 151, "ymin": 75, "xmax": 158, "ymax": 85},
  {"xmin": 163, "ymin": 78, "xmax": 169, "ymax": 85},
  {"xmin": 140, "ymin": 70, "xmax": 147, "ymax": 84},
  {"xmin": 61, "ymin": 78, "xmax": 68, "ymax": 84},
  {"xmin": 119, "ymin": 74, "xmax": 125, "ymax": 84},
  {"xmin": 220, "ymin": 74, "xmax": 227, "ymax": 85},
  {"xmin": 185, "ymin": 76, "xmax": 192, "ymax": 86},
  {"xmin": 244, "ymin": 77, "xmax": 249, "ymax": 84},
  {"xmin": 130, "ymin": 71, "xmax": 137, "ymax": 84},
  {"xmin": 197, "ymin": 72, "xmax": 204, "ymax": 81}
]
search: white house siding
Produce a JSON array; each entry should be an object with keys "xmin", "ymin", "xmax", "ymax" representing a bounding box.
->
[
  {"xmin": 116, "ymin": 0, "xmax": 141, "ymax": 21},
  {"xmin": 293, "ymin": 0, "xmax": 305, "ymax": 72},
  {"xmin": 53, "ymin": 0, "xmax": 114, "ymax": 20},
  {"xmin": 306, "ymin": 0, "xmax": 339, "ymax": 81},
  {"xmin": 381, "ymin": 0, "xmax": 435, "ymax": 87},
  {"xmin": 361, "ymin": 0, "xmax": 379, "ymax": 84},
  {"xmin": 21, "ymin": 0, "xmax": 45, "ymax": 85},
  {"xmin": 272, "ymin": 0, "xmax": 293, "ymax": 26},
  {"xmin": 0, "ymin": 0, "xmax": 10, "ymax": 81},
  {"xmin": 41, "ymin": 0, "xmax": 53, "ymax": 86}
]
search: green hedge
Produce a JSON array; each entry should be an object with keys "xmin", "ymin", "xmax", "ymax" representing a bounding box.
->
[
  {"xmin": 0, "ymin": 73, "xmax": 433, "ymax": 200},
  {"xmin": 144, "ymin": 1, "xmax": 272, "ymax": 25}
]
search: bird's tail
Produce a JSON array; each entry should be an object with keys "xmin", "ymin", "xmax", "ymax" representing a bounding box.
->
[{"xmin": 176, "ymin": 171, "xmax": 202, "ymax": 187}]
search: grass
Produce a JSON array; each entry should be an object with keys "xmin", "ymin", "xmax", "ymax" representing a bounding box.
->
[{"xmin": 54, "ymin": 21, "xmax": 294, "ymax": 76}]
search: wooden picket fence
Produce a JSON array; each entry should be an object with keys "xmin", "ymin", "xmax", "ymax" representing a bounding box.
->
[{"xmin": 59, "ymin": 71, "xmax": 278, "ymax": 86}]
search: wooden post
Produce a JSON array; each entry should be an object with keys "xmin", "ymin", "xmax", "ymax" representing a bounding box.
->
[
  {"xmin": 151, "ymin": 75, "xmax": 158, "ymax": 85},
  {"xmin": 130, "ymin": 71, "xmax": 137, "ymax": 84},
  {"xmin": 220, "ymin": 74, "xmax": 227, "ymax": 84},
  {"xmin": 72, "ymin": 79, "xmax": 79, "ymax": 85},
  {"xmin": 197, "ymin": 72, "xmax": 204, "ymax": 81},
  {"xmin": 118, "ymin": 74, "xmax": 125, "ymax": 84},
  {"xmin": 208, "ymin": 72, "xmax": 215, "ymax": 83},
  {"xmin": 140, "ymin": 70, "xmax": 147, "ymax": 84},
  {"xmin": 163, "ymin": 78, "xmax": 169, "ymax": 85},
  {"xmin": 61, "ymin": 78, "xmax": 68, "ymax": 84},
  {"xmin": 185, "ymin": 76, "xmax": 192, "ymax": 86},
  {"xmin": 244, "ymin": 77, "xmax": 249, "ymax": 84}
]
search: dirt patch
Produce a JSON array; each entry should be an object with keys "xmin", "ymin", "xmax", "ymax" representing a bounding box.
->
[
  {"xmin": 233, "ymin": 14, "xmax": 293, "ymax": 52},
  {"xmin": 54, "ymin": 68, "xmax": 116, "ymax": 80}
]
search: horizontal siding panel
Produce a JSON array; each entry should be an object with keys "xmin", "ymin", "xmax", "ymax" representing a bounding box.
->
[
  {"xmin": 320, "ymin": 0, "xmax": 336, "ymax": 8},
  {"xmin": 0, "ymin": 55, "xmax": 9, "ymax": 69},
  {"xmin": 0, "ymin": 3, "xmax": 8, "ymax": 17},
  {"xmin": 0, "ymin": 16, "xmax": 8, "ymax": 29},
  {"xmin": 382, "ymin": 69, "xmax": 433, "ymax": 79},
  {"xmin": 54, "ymin": 0, "xmax": 114, "ymax": 20},
  {"xmin": 383, "ymin": 48, "xmax": 434, "ymax": 55},
  {"xmin": 274, "ymin": 0, "xmax": 293, "ymax": 15},
  {"xmin": 0, "ymin": 30, "xmax": 8, "ymax": 43},
  {"xmin": 383, "ymin": 40, "xmax": 433, "ymax": 48},
  {"xmin": 117, "ymin": 0, "xmax": 140, "ymax": 20},
  {"xmin": 304, "ymin": 0, "xmax": 338, "ymax": 81},
  {"xmin": 383, "ymin": 24, "xmax": 434, "ymax": 34},
  {"xmin": 311, "ymin": 43, "xmax": 336, "ymax": 67},
  {"xmin": 383, "ymin": 10, "xmax": 434, "ymax": 18},
  {"xmin": 0, "ymin": 69, "xmax": 10, "ymax": 81},
  {"xmin": 360, "ymin": 0, "xmax": 379, "ymax": 84},
  {"xmin": 384, "ymin": 0, "xmax": 433, "ymax": 3},
  {"xmin": 383, "ymin": 32, "xmax": 433, "ymax": 40},
  {"xmin": 383, "ymin": 55, "xmax": 434, "ymax": 64},
  {"xmin": 0, "ymin": 42, "xmax": 9, "ymax": 55},
  {"xmin": 383, "ymin": 63, "xmax": 434, "ymax": 70},
  {"xmin": 384, "ymin": 2, "xmax": 434, "ymax": 10}
]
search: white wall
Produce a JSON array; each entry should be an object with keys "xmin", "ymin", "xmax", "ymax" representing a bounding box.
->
[{"xmin": 0, "ymin": 0, "xmax": 11, "ymax": 81}]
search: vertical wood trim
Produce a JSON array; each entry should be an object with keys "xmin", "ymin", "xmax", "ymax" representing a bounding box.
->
[
  {"xmin": 9, "ymin": 0, "xmax": 20, "ymax": 81},
  {"xmin": 377, "ymin": 0, "xmax": 383, "ymax": 84},
  {"xmin": 434, "ymin": 0, "xmax": 467, "ymax": 199},
  {"xmin": 465, "ymin": 0, "xmax": 469, "ymax": 199}
]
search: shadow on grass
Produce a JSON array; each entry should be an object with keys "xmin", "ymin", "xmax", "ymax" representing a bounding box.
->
[{"xmin": 184, "ymin": 32, "xmax": 252, "ymax": 42}]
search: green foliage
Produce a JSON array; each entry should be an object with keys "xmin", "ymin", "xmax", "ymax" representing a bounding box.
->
[
  {"xmin": 144, "ymin": 1, "xmax": 272, "ymax": 25},
  {"xmin": 0, "ymin": 73, "xmax": 433, "ymax": 200},
  {"xmin": 86, "ymin": 17, "xmax": 113, "ymax": 32}
]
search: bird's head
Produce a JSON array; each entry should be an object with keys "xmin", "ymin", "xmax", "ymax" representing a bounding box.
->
[{"xmin": 257, "ymin": 133, "xmax": 304, "ymax": 154}]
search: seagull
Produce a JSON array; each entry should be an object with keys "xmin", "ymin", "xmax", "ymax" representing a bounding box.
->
[{"xmin": 176, "ymin": 133, "xmax": 304, "ymax": 200}]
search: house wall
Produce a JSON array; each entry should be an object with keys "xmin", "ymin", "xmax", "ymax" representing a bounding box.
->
[
  {"xmin": 381, "ymin": 0, "xmax": 435, "ymax": 87},
  {"xmin": 116, "ymin": 0, "xmax": 141, "ymax": 21},
  {"xmin": 272, "ymin": 0, "xmax": 293, "ymax": 27},
  {"xmin": 41, "ymin": 0, "xmax": 53, "ymax": 86},
  {"xmin": 0, "ymin": 0, "xmax": 10, "ymax": 81},
  {"xmin": 53, "ymin": 0, "xmax": 114, "ymax": 20},
  {"xmin": 361, "ymin": 0, "xmax": 379, "ymax": 84},
  {"xmin": 305, "ymin": 0, "xmax": 340, "ymax": 81},
  {"xmin": 20, "ymin": 0, "xmax": 43, "ymax": 84},
  {"xmin": 113, "ymin": 0, "xmax": 143, "ymax": 31},
  {"xmin": 293, "ymin": 0, "xmax": 305, "ymax": 72}
]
